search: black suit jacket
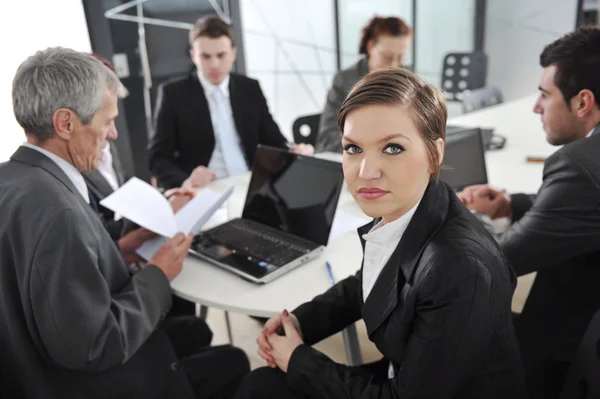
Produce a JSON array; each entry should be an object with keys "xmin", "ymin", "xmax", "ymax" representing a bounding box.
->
[
  {"xmin": 148, "ymin": 72, "xmax": 288, "ymax": 189},
  {"xmin": 499, "ymin": 125, "xmax": 600, "ymax": 385},
  {"xmin": 0, "ymin": 147, "xmax": 194, "ymax": 399},
  {"xmin": 288, "ymin": 179, "xmax": 527, "ymax": 399}
]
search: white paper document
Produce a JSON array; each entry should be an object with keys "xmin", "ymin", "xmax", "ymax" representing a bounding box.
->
[{"xmin": 100, "ymin": 177, "xmax": 233, "ymax": 260}]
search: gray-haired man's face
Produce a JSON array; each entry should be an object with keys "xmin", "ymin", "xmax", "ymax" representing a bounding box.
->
[{"xmin": 68, "ymin": 89, "xmax": 119, "ymax": 172}]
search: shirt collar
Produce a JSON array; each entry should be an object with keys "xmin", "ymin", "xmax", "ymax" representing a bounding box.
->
[
  {"xmin": 362, "ymin": 197, "xmax": 422, "ymax": 245},
  {"xmin": 197, "ymin": 70, "xmax": 230, "ymax": 98},
  {"xmin": 22, "ymin": 143, "xmax": 90, "ymax": 203},
  {"xmin": 586, "ymin": 127, "xmax": 596, "ymax": 138}
]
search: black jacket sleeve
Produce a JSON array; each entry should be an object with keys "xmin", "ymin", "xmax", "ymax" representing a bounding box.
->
[
  {"xmin": 148, "ymin": 84, "xmax": 189, "ymax": 189},
  {"xmin": 292, "ymin": 271, "xmax": 362, "ymax": 346},
  {"xmin": 255, "ymin": 81, "xmax": 287, "ymax": 149}
]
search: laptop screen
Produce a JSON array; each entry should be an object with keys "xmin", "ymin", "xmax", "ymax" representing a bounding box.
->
[
  {"xmin": 440, "ymin": 128, "xmax": 488, "ymax": 191},
  {"xmin": 242, "ymin": 145, "xmax": 344, "ymax": 246}
]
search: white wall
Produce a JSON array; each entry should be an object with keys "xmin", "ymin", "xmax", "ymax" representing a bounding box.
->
[
  {"xmin": 240, "ymin": 0, "xmax": 337, "ymax": 141},
  {"xmin": 485, "ymin": 0, "xmax": 579, "ymax": 101},
  {"xmin": 0, "ymin": 0, "xmax": 91, "ymax": 162}
]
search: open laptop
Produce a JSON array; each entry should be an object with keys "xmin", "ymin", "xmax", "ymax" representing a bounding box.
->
[
  {"xmin": 440, "ymin": 127, "xmax": 489, "ymax": 191},
  {"xmin": 190, "ymin": 145, "xmax": 344, "ymax": 284}
]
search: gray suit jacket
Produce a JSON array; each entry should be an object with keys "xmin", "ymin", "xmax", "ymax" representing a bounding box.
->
[
  {"xmin": 316, "ymin": 57, "xmax": 370, "ymax": 153},
  {"xmin": 0, "ymin": 146, "xmax": 194, "ymax": 398}
]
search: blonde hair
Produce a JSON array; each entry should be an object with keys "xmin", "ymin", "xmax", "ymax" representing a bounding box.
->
[{"xmin": 338, "ymin": 67, "xmax": 447, "ymax": 178}]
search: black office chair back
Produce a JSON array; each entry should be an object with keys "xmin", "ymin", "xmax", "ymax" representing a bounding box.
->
[
  {"xmin": 462, "ymin": 87, "xmax": 504, "ymax": 113},
  {"xmin": 560, "ymin": 309, "xmax": 600, "ymax": 398},
  {"xmin": 441, "ymin": 52, "xmax": 488, "ymax": 102},
  {"xmin": 292, "ymin": 113, "xmax": 321, "ymax": 146}
]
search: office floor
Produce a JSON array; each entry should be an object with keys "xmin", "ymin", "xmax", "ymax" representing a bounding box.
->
[{"xmin": 204, "ymin": 273, "xmax": 533, "ymax": 370}]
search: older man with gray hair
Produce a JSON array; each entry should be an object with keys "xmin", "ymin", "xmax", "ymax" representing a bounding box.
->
[{"xmin": 0, "ymin": 47, "xmax": 248, "ymax": 399}]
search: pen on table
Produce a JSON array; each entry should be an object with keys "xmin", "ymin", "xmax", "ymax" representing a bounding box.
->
[
  {"xmin": 525, "ymin": 156, "xmax": 546, "ymax": 163},
  {"xmin": 325, "ymin": 261, "xmax": 336, "ymax": 286}
]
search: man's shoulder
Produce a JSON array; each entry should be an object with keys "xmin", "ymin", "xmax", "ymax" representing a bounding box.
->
[
  {"xmin": 0, "ymin": 161, "xmax": 77, "ymax": 205},
  {"xmin": 159, "ymin": 75, "xmax": 193, "ymax": 93},
  {"xmin": 547, "ymin": 134, "xmax": 600, "ymax": 181},
  {"xmin": 230, "ymin": 73, "xmax": 260, "ymax": 88}
]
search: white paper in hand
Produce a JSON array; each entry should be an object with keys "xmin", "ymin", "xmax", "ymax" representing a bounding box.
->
[
  {"xmin": 100, "ymin": 177, "xmax": 176, "ymax": 237},
  {"xmin": 135, "ymin": 186, "xmax": 234, "ymax": 261}
]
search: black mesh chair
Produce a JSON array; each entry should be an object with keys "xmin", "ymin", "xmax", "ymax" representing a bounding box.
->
[
  {"xmin": 560, "ymin": 309, "xmax": 600, "ymax": 398},
  {"xmin": 441, "ymin": 52, "xmax": 488, "ymax": 102},
  {"xmin": 292, "ymin": 113, "xmax": 321, "ymax": 146},
  {"xmin": 462, "ymin": 87, "xmax": 504, "ymax": 113}
]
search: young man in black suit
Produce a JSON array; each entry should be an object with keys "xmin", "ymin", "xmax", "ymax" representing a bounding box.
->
[
  {"xmin": 459, "ymin": 26, "xmax": 600, "ymax": 399},
  {"xmin": 148, "ymin": 16, "xmax": 311, "ymax": 190}
]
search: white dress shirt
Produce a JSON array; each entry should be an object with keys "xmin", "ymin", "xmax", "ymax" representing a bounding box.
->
[
  {"xmin": 23, "ymin": 143, "xmax": 89, "ymax": 203},
  {"xmin": 361, "ymin": 197, "xmax": 421, "ymax": 379},
  {"xmin": 362, "ymin": 198, "xmax": 421, "ymax": 302},
  {"xmin": 97, "ymin": 143, "xmax": 120, "ymax": 191},
  {"xmin": 197, "ymin": 71, "xmax": 248, "ymax": 179}
]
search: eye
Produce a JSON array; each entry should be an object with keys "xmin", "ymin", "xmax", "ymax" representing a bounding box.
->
[
  {"xmin": 383, "ymin": 143, "xmax": 404, "ymax": 155},
  {"xmin": 343, "ymin": 144, "xmax": 362, "ymax": 154}
]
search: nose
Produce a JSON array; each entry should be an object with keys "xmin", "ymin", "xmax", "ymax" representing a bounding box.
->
[
  {"xmin": 358, "ymin": 154, "xmax": 382, "ymax": 180},
  {"xmin": 209, "ymin": 57, "xmax": 220, "ymax": 69},
  {"xmin": 533, "ymin": 97, "xmax": 542, "ymax": 114},
  {"xmin": 106, "ymin": 124, "xmax": 118, "ymax": 141}
]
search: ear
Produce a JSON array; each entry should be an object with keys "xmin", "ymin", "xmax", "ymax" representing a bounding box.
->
[
  {"xmin": 573, "ymin": 89, "xmax": 597, "ymax": 118},
  {"xmin": 231, "ymin": 46, "xmax": 237, "ymax": 63},
  {"xmin": 366, "ymin": 39, "xmax": 376, "ymax": 55},
  {"xmin": 52, "ymin": 108, "xmax": 76, "ymax": 141}
]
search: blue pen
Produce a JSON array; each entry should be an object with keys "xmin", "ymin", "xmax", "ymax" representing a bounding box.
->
[{"xmin": 325, "ymin": 261, "xmax": 336, "ymax": 285}]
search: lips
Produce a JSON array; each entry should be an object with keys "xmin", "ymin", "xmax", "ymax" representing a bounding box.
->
[{"xmin": 357, "ymin": 187, "xmax": 389, "ymax": 200}]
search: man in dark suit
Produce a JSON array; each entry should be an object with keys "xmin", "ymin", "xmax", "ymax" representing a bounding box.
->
[
  {"xmin": 0, "ymin": 47, "xmax": 248, "ymax": 399},
  {"xmin": 458, "ymin": 26, "xmax": 600, "ymax": 399},
  {"xmin": 148, "ymin": 16, "xmax": 311, "ymax": 190}
]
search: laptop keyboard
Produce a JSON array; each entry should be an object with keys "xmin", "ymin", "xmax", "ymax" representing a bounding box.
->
[{"xmin": 206, "ymin": 219, "xmax": 313, "ymax": 265}]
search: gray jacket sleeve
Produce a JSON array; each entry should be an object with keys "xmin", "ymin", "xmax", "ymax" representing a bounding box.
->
[
  {"xmin": 29, "ymin": 208, "xmax": 172, "ymax": 371},
  {"xmin": 315, "ymin": 72, "xmax": 347, "ymax": 153}
]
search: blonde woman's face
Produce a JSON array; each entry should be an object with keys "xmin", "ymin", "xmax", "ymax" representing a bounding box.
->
[{"xmin": 342, "ymin": 104, "xmax": 438, "ymax": 224}]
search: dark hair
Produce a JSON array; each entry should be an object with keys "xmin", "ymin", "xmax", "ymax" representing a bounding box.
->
[
  {"xmin": 540, "ymin": 25, "xmax": 600, "ymax": 108},
  {"xmin": 189, "ymin": 16, "xmax": 235, "ymax": 47},
  {"xmin": 338, "ymin": 68, "xmax": 447, "ymax": 178},
  {"xmin": 359, "ymin": 16, "xmax": 412, "ymax": 55}
]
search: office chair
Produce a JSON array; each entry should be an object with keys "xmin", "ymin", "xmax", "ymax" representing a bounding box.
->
[
  {"xmin": 292, "ymin": 113, "xmax": 321, "ymax": 146},
  {"xmin": 462, "ymin": 87, "xmax": 504, "ymax": 113},
  {"xmin": 559, "ymin": 308, "xmax": 600, "ymax": 398},
  {"xmin": 441, "ymin": 52, "xmax": 488, "ymax": 102}
]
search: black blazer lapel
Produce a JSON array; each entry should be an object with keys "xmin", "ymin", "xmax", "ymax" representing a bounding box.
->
[
  {"xmin": 188, "ymin": 73, "xmax": 216, "ymax": 150},
  {"xmin": 11, "ymin": 146, "xmax": 81, "ymax": 199},
  {"xmin": 591, "ymin": 124, "xmax": 600, "ymax": 137},
  {"xmin": 361, "ymin": 179, "xmax": 450, "ymax": 336},
  {"xmin": 228, "ymin": 76, "xmax": 252, "ymax": 162}
]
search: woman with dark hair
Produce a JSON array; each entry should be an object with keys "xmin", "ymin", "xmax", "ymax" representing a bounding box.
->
[
  {"xmin": 315, "ymin": 16, "xmax": 412, "ymax": 153},
  {"xmin": 235, "ymin": 68, "xmax": 527, "ymax": 399}
]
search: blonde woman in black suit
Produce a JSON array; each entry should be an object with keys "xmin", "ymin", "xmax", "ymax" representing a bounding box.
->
[{"xmin": 235, "ymin": 68, "xmax": 527, "ymax": 399}]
